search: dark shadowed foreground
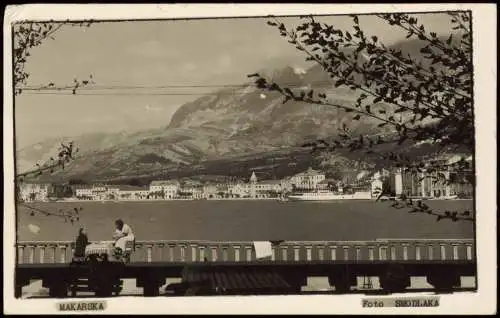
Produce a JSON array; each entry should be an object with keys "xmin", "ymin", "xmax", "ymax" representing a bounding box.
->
[{"xmin": 17, "ymin": 200, "xmax": 474, "ymax": 242}]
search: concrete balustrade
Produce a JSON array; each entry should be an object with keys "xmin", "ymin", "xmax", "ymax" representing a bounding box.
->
[{"xmin": 15, "ymin": 239, "xmax": 475, "ymax": 264}]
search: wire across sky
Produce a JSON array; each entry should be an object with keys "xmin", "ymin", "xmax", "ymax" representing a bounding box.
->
[{"xmin": 17, "ymin": 79, "xmax": 340, "ymax": 96}]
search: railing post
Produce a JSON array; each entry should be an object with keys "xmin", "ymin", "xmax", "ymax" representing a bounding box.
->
[
  {"xmin": 199, "ymin": 246, "xmax": 206, "ymax": 261},
  {"xmin": 306, "ymin": 245, "xmax": 312, "ymax": 261},
  {"xmin": 18, "ymin": 246, "xmax": 24, "ymax": 264},
  {"xmin": 147, "ymin": 245, "xmax": 153, "ymax": 263},
  {"xmin": 343, "ymin": 246, "xmax": 349, "ymax": 260},
  {"xmin": 157, "ymin": 243, "xmax": 165, "ymax": 262},
  {"xmin": 39, "ymin": 245, "xmax": 45, "ymax": 264},
  {"xmin": 169, "ymin": 244, "xmax": 175, "ymax": 262},
  {"xmin": 212, "ymin": 246, "xmax": 218, "ymax": 262},
  {"xmin": 271, "ymin": 246, "xmax": 276, "ymax": 261},
  {"xmin": 415, "ymin": 245, "xmax": 421, "ymax": 261},
  {"xmin": 466, "ymin": 244, "xmax": 473, "ymax": 260},
  {"xmin": 245, "ymin": 246, "xmax": 252, "ymax": 261},
  {"xmin": 51, "ymin": 245, "xmax": 56, "ymax": 263},
  {"xmin": 281, "ymin": 246, "xmax": 287, "ymax": 261},
  {"xmin": 318, "ymin": 246, "xmax": 325, "ymax": 261},
  {"xmin": 180, "ymin": 245, "xmax": 186, "ymax": 262},
  {"xmin": 59, "ymin": 245, "xmax": 66, "ymax": 263},
  {"xmin": 28, "ymin": 245, "xmax": 35, "ymax": 264},
  {"xmin": 293, "ymin": 245, "xmax": 300, "ymax": 261},
  {"xmin": 191, "ymin": 244, "xmax": 197, "ymax": 262},
  {"xmin": 368, "ymin": 246, "xmax": 374, "ymax": 261},
  {"xmin": 452, "ymin": 244, "xmax": 459, "ymax": 260},
  {"xmin": 390, "ymin": 246, "xmax": 396, "ymax": 260},
  {"xmin": 330, "ymin": 246, "xmax": 337, "ymax": 261},
  {"xmin": 355, "ymin": 246, "xmax": 361, "ymax": 261},
  {"xmin": 222, "ymin": 246, "xmax": 228, "ymax": 261},
  {"xmin": 379, "ymin": 246, "xmax": 387, "ymax": 261},
  {"xmin": 440, "ymin": 244, "xmax": 446, "ymax": 260},
  {"xmin": 234, "ymin": 245, "xmax": 240, "ymax": 262},
  {"xmin": 402, "ymin": 244, "xmax": 409, "ymax": 261},
  {"xmin": 428, "ymin": 245, "xmax": 434, "ymax": 260}
]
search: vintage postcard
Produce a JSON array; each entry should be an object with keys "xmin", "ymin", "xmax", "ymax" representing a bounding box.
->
[{"xmin": 3, "ymin": 3, "xmax": 497, "ymax": 315}]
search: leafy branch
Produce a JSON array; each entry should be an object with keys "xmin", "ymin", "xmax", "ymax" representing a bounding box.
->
[
  {"xmin": 251, "ymin": 12, "xmax": 474, "ymax": 222},
  {"xmin": 17, "ymin": 142, "xmax": 78, "ymax": 181},
  {"xmin": 251, "ymin": 12, "xmax": 473, "ymax": 152},
  {"xmin": 378, "ymin": 195, "xmax": 474, "ymax": 222},
  {"xmin": 12, "ymin": 20, "xmax": 95, "ymax": 95},
  {"xmin": 16, "ymin": 141, "xmax": 82, "ymax": 225},
  {"xmin": 20, "ymin": 202, "xmax": 83, "ymax": 224}
]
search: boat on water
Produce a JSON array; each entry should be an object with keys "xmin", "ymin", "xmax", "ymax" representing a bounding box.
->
[{"xmin": 287, "ymin": 190, "xmax": 373, "ymax": 201}]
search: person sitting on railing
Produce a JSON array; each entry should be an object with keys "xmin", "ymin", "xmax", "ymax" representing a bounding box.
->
[
  {"xmin": 73, "ymin": 227, "xmax": 90, "ymax": 261},
  {"xmin": 112, "ymin": 219, "xmax": 135, "ymax": 256}
]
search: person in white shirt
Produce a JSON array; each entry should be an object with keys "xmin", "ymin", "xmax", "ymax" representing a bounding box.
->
[{"xmin": 113, "ymin": 219, "xmax": 135, "ymax": 253}]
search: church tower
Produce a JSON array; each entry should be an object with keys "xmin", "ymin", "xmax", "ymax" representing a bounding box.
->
[
  {"xmin": 250, "ymin": 171, "xmax": 258, "ymax": 183},
  {"xmin": 250, "ymin": 171, "xmax": 257, "ymax": 198}
]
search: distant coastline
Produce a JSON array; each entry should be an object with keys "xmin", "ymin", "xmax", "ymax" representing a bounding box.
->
[{"xmin": 22, "ymin": 197, "xmax": 472, "ymax": 203}]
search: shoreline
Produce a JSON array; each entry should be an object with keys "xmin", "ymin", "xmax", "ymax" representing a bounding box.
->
[{"xmin": 24, "ymin": 197, "xmax": 472, "ymax": 203}]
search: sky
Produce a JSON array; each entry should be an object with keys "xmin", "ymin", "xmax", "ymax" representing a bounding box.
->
[{"xmin": 14, "ymin": 13, "xmax": 455, "ymax": 149}]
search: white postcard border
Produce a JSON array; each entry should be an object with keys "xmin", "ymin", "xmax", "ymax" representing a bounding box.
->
[{"xmin": 3, "ymin": 3, "xmax": 497, "ymax": 315}]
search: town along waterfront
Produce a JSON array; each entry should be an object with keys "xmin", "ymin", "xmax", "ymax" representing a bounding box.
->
[{"xmin": 16, "ymin": 200, "xmax": 474, "ymax": 242}]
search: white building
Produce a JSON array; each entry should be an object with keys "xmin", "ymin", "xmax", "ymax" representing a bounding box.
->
[
  {"xmin": 19, "ymin": 183, "xmax": 52, "ymax": 202},
  {"xmin": 179, "ymin": 185, "xmax": 204, "ymax": 199},
  {"xmin": 290, "ymin": 167, "xmax": 326, "ymax": 190},
  {"xmin": 202, "ymin": 184, "xmax": 218, "ymax": 198},
  {"xmin": 393, "ymin": 169, "xmax": 403, "ymax": 196},
  {"xmin": 370, "ymin": 172, "xmax": 384, "ymax": 198},
  {"xmin": 90, "ymin": 185, "xmax": 108, "ymax": 200},
  {"xmin": 72, "ymin": 184, "xmax": 122, "ymax": 200},
  {"xmin": 117, "ymin": 185, "xmax": 150, "ymax": 200},
  {"xmin": 228, "ymin": 183, "xmax": 249, "ymax": 197},
  {"xmin": 74, "ymin": 185, "xmax": 93, "ymax": 199},
  {"xmin": 255, "ymin": 180, "xmax": 282, "ymax": 193},
  {"xmin": 149, "ymin": 180, "xmax": 180, "ymax": 199},
  {"xmin": 280, "ymin": 177, "xmax": 293, "ymax": 193}
]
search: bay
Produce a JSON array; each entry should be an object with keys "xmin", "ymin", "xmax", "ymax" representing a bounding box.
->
[{"xmin": 16, "ymin": 200, "xmax": 474, "ymax": 242}]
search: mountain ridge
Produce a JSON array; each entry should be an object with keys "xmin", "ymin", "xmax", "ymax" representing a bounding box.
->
[{"xmin": 16, "ymin": 36, "xmax": 465, "ymax": 183}]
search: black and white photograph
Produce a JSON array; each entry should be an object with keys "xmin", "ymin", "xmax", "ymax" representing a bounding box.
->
[{"xmin": 3, "ymin": 3, "xmax": 496, "ymax": 315}]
